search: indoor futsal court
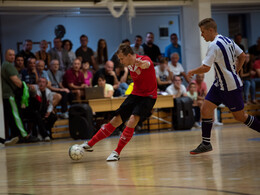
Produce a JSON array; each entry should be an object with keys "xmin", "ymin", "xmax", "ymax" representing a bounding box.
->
[{"xmin": 0, "ymin": 124, "xmax": 259, "ymax": 195}]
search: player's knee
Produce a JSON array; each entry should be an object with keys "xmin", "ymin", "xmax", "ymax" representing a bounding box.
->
[
  {"xmin": 127, "ymin": 115, "xmax": 140, "ymax": 128},
  {"xmin": 233, "ymin": 112, "xmax": 247, "ymax": 123}
]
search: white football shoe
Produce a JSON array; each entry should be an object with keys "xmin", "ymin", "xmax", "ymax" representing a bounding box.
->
[
  {"xmin": 80, "ymin": 141, "xmax": 94, "ymax": 152},
  {"xmin": 106, "ymin": 151, "xmax": 120, "ymax": 161}
]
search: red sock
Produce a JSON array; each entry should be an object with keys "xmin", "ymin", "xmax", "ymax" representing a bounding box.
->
[
  {"xmin": 115, "ymin": 126, "xmax": 135, "ymax": 155},
  {"xmin": 88, "ymin": 123, "xmax": 116, "ymax": 147}
]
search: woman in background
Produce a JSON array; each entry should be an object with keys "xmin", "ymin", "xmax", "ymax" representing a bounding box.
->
[{"xmin": 95, "ymin": 39, "xmax": 108, "ymax": 69}]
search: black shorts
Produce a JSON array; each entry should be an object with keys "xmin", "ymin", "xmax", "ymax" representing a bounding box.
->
[{"xmin": 114, "ymin": 94, "xmax": 156, "ymax": 123}]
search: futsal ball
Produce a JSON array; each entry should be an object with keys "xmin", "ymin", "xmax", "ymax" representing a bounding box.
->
[{"xmin": 69, "ymin": 144, "xmax": 84, "ymax": 160}]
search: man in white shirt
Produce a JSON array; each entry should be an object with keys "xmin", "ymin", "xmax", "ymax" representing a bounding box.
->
[
  {"xmin": 168, "ymin": 53, "xmax": 190, "ymax": 83},
  {"xmin": 166, "ymin": 75, "xmax": 187, "ymax": 98},
  {"xmin": 155, "ymin": 58, "xmax": 173, "ymax": 91},
  {"xmin": 187, "ymin": 18, "xmax": 260, "ymax": 155}
]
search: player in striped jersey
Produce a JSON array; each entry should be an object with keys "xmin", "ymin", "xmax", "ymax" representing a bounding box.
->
[{"xmin": 187, "ymin": 18, "xmax": 260, "ymax": 155}]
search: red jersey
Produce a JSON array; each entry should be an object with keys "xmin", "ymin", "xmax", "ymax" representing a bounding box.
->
[{"xmin": 128, "ymin": 54, "xmax": 157, "ymax": 99}]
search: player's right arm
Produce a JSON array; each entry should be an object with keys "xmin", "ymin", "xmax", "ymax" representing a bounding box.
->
[
  {"xmin": 187, "ymin": 65, "xmax": 211, "ymax": 79},
  {"xmin": 236, "ymin": 52, "xmax": 246, "ymax": 73}
]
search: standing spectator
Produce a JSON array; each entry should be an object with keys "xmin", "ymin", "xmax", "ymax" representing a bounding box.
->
[
  {"xmin": 95, "ymin": 39, "xmax": 108, "ymax": 69},
  {"xmin": 48, "ymin": 37, "xmax": 71, "ymax": 72},
  {"xmin": 62, "ymin": 39, "xmax": 76, "ymax": 67},
  {"xmin": 168, "ymin": 53, "xmax": 190, "ymax": 83},
  {"xmin": 142, "ymin": 32, "xmax": 161, "ymax": 65},
  {"xmin": 15, "ymin": 54, "xmax": 25, "ymax": 79},
  {"xmin": 22, "ymin": 57, "xmax": 38, "ymax": 86},
  {"xmin": 234, "ymin": 33, "xmax": 245, "ymax": 52},
  {"xmin": 155, "ymin": 58, "xmax": 173, "ymax": 91},
  {"xmin": 81, "ymin": 61, "xmax": 93, "ymax": 87},
  {"xmin": 240, "ymin": 53, "xmax": 257, "ymax": 104},
  {"xmin": 35, "ymin": 40, "xmax": 51, "ymax": 69},
  {"xmin": 130, "ymin": 35, "xmax": 144, "ymax": 55},
  {"xmin": 1, "ymin": 49, "xmax": 38, "ymax": 142},
  {"xmin": 75, "ymin": 34, "xmax": 97, "ymax": 71},
  {"xmin": 17, "ymin": 39, "xmax": 36, "ymax": 67},
  {"xmin": 92, "ymin": 61, "xmax": 119, "ymax": 96},
  {"xmin": 165, "ymin": 33, "xmax": 182, "ymax": 63},
  {"xmin": 95, "ymin": 74, "xmax": 114, "ymax": 98},
  {"xmin": 48, "ymin": 59, "xmax": 72, "ymax": 119},
  {"xmin": 248, "ymin": 37, "xmax": 260, "ymax": 62},
  {"xmin": 166, "ymin": 75, "xmax": 187, "ymax": 98},
  {"xmin": 63, "ymin": 58, "xmax": 87, "ymax": 100}
]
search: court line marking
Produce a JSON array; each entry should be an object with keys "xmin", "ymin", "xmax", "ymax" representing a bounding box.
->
[{"xmin": 2, "ymin": 184, "xmax": 253, "ymax": 195}]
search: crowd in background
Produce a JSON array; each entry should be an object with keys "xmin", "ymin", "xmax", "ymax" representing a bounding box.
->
[{"xmin": 1, "ymin": 31, "xmax": 260, "ymax": 145}]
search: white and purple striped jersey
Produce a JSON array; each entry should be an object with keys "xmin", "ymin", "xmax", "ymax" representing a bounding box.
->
[{"xmin": 202, "ymin": 34, "xmax": 243, "ymax": 91}]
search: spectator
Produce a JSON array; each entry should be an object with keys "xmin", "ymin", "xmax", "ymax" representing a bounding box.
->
[
  {"xmin": 25, "ymin": 77, "xmax": 57, "ymax": 141},
  {"xmin": 15, "ymin": 54, "xmax": 25, "ymax": 79},
  {"xmin": 0, "ymin": 137, "xmax": 19, "ymax": 146},
  {"xmin": 142, "ymin": 32, "xmax": 161, "ymax": 64},
  {"xmin": 166, "ymin": 75, "xmax": 187, "ymax": 98},
  {"xmin": 115, "ymin": 63, "xmax": 129, "ymax": 96},
  {"xmin": 155, "ymin": 57, "xmax": 173, "ymax": 91},
  {"xmin": 82, "ymin": 61, "xmax": 93, "ymax": 87},
  {"xmin": 168, "ymin": 52, "xmax": 190, "ymax": 83},
  {"xmin": 92, "ymin": 61, "xmax": 120, "ymax": 96},
  {"xmin": 95, "ymin": 39, "xmax": 108, "ymax": 69},
  {"xmin": 63, "ymin": 58, "xmax": 87, "ymax": 100},
  {"xmin": 75, "ymin": 34, "xmax": 97, "ymax": 71},
  {"xmin": 254, "ymin": 58, "xmax": 260, "ymax": 83},
  {"xmin": 35, "ymin": 40, "xmax": 51, "ymax": 69},
  {"xmin": 17, "ymin": 39, "xmax": 36, "ymax": 67},
  {"xmin": 248, "ymin": 37, "xmax": 260, "ymax": 62},
  {"xmin": 48, "ymin": 37, "xmax": 71, "ymax": 72},
  {"xmin": 240, "ymin": 53, "xmax": 257, "ymax": 104},
  {"xmin": 22, "ymin": 57, "xmax": 38, "ymax": 86},
  {"xmin": 234, "ymin": 33, "xmax": 245, "ymax": 52},
  {"xmin": 193, "ymin": 74, "xmax": 207, "ymax": 100},
  {"xmin": 1, "ymin": 49, "xmax": 38, "ymax": 143},
  {"xmin": 95, "ymin": 74, "xmax": 114, "ymax": 98},
  {"xmin": 48, "ymin": 59, "xmax": 72, "ymax": 119},
  {"xmin": 62, "ymin": 39, "xmax": 76, "ymax": 66},
  {"xmin": 165, "ymin": 33, "xmax": 182, "ymax": 63},
  {"xmin": 130, "ymin": 35, "xmax": 144, "ymax": 55}
]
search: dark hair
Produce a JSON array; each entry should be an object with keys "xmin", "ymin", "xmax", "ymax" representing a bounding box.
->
[
  {"xmin": 198, "ymin": 18, "xmax": 217, "ymax": 31},
  {"xmin": 80, "ymin": 34, "xmax": 88, "ymax": 40},
  {"xmin": 189, "ymin": 82, "xmax": 196, "ymax": 87},
  {"xmin": 54, "ymin": 37, "xmax": 61, "ymax": 41},
  {"xmin": 97, "ymin": 39, "xmax": 108, "ymax": 64},
  {"xmin": 116, "ymin": 43, "xmax": 134, "ymax": 56},
  {"xmin": 15, "ymin": 54, "xmax": 24, "ymax": 60},
  {"xmin": 62, "ymin": 39, "xmax": 73, "ymax": 51},
  {"xmin": 98, "ymin": 74, "xmax": 106, "ymax": 81},
  {"xmin": 170, "ymin": 33, "xmax": 177, "ymax": 37},
  {"xmin": 135, "ymin": 35, "xmax": 142, "ymax": 40},
  {"xmin": 234, "ymin": 33, "xmax": 242, "ymax": 39},
  {"xmin": 24, "ymin": 39, "xmax": 32, "ymax": 44},
  {"xmin": 122, "ymin": 39, "xmax": 130, "ymax": 44},
  {"xmin": 159, "ymin": 57, "xmax": 168, "ymax": 64}
]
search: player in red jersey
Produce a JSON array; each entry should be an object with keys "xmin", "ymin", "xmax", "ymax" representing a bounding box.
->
[{"xmin": 81, "ymin": 44, "xmax": 157, "ymax": 161}]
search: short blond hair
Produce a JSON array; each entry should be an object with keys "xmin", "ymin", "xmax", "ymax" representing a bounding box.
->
[{"xmin": 198, "ymin": 18, "xmax": 217, "ymax": 31}]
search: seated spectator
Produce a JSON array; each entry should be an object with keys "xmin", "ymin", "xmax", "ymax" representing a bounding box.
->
[
  {"xmin": 155, "ymin": 58, "xmax": 173, "ymax": 91},
  {"xmin": 49, "ymin": 37, "xmax": 71, "ymax": 72},
  {"xmin": 95, "ymin": 39, "xmax": 108, "ymax": 69},
  {"xmin": 22, "ymin": 57, "xmax": 38, "ymax": 91},
  {"xmin": 17, "ymin": 39, "xmax": 36, "ymax": 67},
  {"xmin": 15, "ymin": 54, "xmax": 25, "ymax": 79},
  {"xmin": 24, "ymin": 77, "xmax": 57, "ymax": 141},
  {"xmin": 234, "ymin": 33, "xmax": 245, "ymax": 52},
  {"xmin": 95, "ymin": 74, "xmax": 114, "ymax": 98},
  {"xmin": 48, "ymin": 59, "xmax": 72, "ymax": 119},
  {"xmin": 92, "ymin": 61, "xmax": 120, "ymax": 96},
  {"xmin": 240, "ymin": 53, "xmax": 257, "ymax": 104},
  {"xmin": 63, "ymin": 58, "xmax": 87, "ymax": 100},
  {"xmin": 76, "ymin": 34, "xmax": 98, "ymax": 71},
  {"xmin": 254, "ymin": 58, "xmax": 260, "ymax": 84},
  {"xmin": 81, "ymin": 61, "xmax": 93, "ymax": 87},
  {"xmin": 168, "ymin": 53, "xmax": 190, "ymax": 83},
  {"xmin": 248, "ymin": 37, "xmax": 260, "ymax": 63},
  {"xmin": 142, "ymin": 32, "xmax": 161, "ymax": 65},
  {"xmin": 2, "ymin": 49, "xmax": 38, "ymax": 143},
  {"xmin": 130, "ymin": 35, "xmax": 144, "ymax": 55},
  {"xmin": 35, "ymin": 40, "xmax": 51, "ymax": 69},
  {"xmin": 165, "ymin": 33, "xmax": 182, "ymax": 63},
  {"xmin": 192, "ymin": 74, "xmax": 207, "ymax": 101},
  {"xmin": 62, "ymin": 39, "xmax": 76, "ymax": 67},
  {"xmin": 115, "ymin": 63, "xmax": 129, "ymax": 96},
  {"xmin": 166, "ymin": 75, "xmax": 187, "ymax": 98}
]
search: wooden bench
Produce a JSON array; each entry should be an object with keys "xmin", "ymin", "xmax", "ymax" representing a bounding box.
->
[{"xmin": 51, "ymin": 95, "xmax": 174, "ymax": 139}]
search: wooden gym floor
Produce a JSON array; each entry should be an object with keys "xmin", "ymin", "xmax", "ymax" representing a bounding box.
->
[{"xmin": 0, "ymin": 124, "xmax": 259, "ymax": 195}]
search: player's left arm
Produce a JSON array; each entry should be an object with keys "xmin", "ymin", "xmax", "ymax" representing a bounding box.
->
[
  {"xmin": 236, "ymin": 52, "xmax": 246, "ymax": 73},
  {"xmin": 135, "ymin": 59, "xmax": 151, "ymax": 69}
]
